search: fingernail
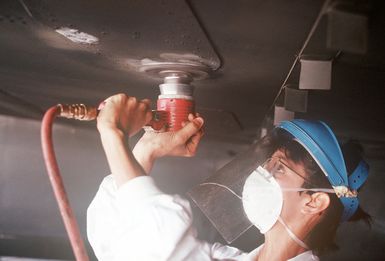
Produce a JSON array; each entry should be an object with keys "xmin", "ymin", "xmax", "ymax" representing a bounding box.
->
[
  {"xmin": 194, "ymin": 117, "xmax": 204, "ymax": 127},
  {"xmin": 98, "ymin": 101, "xmax": 106, "ymax": 110}
]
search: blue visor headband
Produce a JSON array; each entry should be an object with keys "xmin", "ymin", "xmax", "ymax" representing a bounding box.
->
[{"xmin": 278, "ymin": 120, "xmax": 369, "ymax": 222}]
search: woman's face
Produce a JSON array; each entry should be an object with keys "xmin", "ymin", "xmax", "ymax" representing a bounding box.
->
[{"xmin": 264, "ymin": 149, "xmax": 310, "ymax": 224}]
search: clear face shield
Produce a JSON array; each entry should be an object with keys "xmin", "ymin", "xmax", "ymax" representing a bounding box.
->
[
  {"xmin": 188, "ymin": 134, "xmax": 337, "ymax": 245},
  {"xmin": 187, "ymin": 137, "xmax": 275, "ymax": 243},
  {"xmin": 189, "ymin": 120, "xmax": 367, "ymax": 246}
]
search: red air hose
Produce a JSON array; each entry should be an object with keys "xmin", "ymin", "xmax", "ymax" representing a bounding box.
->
[{"xmin": 41, "ymin": 105, "xmax": 90, "ymax": 261}]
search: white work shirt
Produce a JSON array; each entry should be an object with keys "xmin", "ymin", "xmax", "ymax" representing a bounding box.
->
[{"xmin": 87, "ymin": 175, "xmax": 319, "ymax": 261}]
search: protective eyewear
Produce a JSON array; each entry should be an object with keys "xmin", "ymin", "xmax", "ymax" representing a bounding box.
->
[{"xmin": 262, "ymin": 157, "xmax": 316, "ymax": 187}]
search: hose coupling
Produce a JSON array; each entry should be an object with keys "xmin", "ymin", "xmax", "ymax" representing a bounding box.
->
[{"xmin": 57, "ymin": 104, "xmax": 97, "ymax": 121}]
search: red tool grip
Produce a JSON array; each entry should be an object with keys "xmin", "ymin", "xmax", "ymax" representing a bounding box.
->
[{"xmin": 147, "ymin": 98, "xmax": 194, "ymax": 131}]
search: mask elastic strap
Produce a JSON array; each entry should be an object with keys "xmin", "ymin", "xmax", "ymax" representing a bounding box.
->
[
  {"xmin": 277, "ymin": 216, "xmax": 309, "ymax": 250},
  {"xmin": 282, "ymin": 188, "xmax": 336, "ymax": 194}
]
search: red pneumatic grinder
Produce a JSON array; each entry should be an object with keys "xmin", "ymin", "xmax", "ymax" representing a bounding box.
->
[
  {"xmin": 141, "ymin": 60, "xmax": 211, "ymax": 132},
  {"xmin": 149, "ymin": 72, "xmax": 195, "ymax": 131}
]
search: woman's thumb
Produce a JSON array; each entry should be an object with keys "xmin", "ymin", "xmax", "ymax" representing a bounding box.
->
[{"xmin": 177, "ymin": 117, "xmax": 204, "ymax": 140}]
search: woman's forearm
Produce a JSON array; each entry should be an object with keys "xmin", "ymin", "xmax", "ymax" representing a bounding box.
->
[
  {"xmin": 99, "ymin": 128, "xmax": 147, "ymax": 188},
  {"xmin": 132, "ymin": 141, "xmax": 156, "ymax": 174}
]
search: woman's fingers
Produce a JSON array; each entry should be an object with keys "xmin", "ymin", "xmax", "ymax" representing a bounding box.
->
[
  {"xmin": 97, "ymin": 94, "xmax": 154, "ymax": 137},
  {"xmin": 185, "ymin": 128, "xmax": 205, "ymax": 157},
  {"xmin": 188, "ymin": 113, "xmax": 195, "ymax": 121},
  {"xmin": 176, "ymin": 117, "xmax": 204, "ymax": 143},
  {"xmin": 140, "ymin": 98, "xmax": 152, "ymax": 107},
  {"xmin": 174, "ymin": 117, "xmax": 204, "ymax": 157},
  {"xmin": 138, "ymin": 99, "xmax": 153, "ymax": 124}
]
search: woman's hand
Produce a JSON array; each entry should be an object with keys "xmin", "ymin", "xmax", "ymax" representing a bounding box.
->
[
  {"xmin": 133, "ymin": 114, "xmax": 204, "ymax": 173},
  {"xmin": 96, "ymin": 93, "xmax": 153, "ymax": 186},
  {"xmin": 138, "ymin": 114, "xmax": 204, "ymax": 157},
  {"xmin": 97, "ymin": 93, "xmax": 153, "ymax": 137}
]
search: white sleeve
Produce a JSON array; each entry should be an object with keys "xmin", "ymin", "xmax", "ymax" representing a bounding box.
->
[{"xmin": 88, "ymin": 175, "xmax": 239, "ymax": 261}]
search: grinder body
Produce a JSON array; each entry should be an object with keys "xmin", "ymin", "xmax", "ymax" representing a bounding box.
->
[
  {"xmin": 156, "ymin": 98, "xmax": 194, "ymax": 131},
  {"xmin": 149, "ymin": 73, "xmax": 195, "ymax": 131}
]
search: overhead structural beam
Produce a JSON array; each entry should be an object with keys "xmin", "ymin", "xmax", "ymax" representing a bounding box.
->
[{"xmin": 0, "ymin": 89, "xmax": 43, "ymax": 119}]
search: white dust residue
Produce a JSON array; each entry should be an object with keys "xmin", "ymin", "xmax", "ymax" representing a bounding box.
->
[{"xmin": 55, "ymin": 27, "xmax": 99, "ymax": 45}]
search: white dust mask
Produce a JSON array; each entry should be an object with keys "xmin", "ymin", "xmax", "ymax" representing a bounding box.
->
[
  {"xmin": 242, "ymin": 166, "xmax": 283, "ymax": 234},
  {"xmin": 241, "ymin": 166, "xmax": 332, "ymax": 249}
]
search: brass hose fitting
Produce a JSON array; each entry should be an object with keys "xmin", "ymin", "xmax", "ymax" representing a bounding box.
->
[{"xmin": 57, "ymin": 104, "xmax": 98, "ymax": 121}]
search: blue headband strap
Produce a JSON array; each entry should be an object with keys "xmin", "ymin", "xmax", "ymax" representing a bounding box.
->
[
  {"xmin": 340, "ymin": 160, "xmax": 369, "ymax": 222},
  {"xmin": 340, "ymin": 197, "xmax": 359, "ymax": 222},
  {"xmin": 348, "ymin": 160, "xmax": 369, "ymax": 191}
]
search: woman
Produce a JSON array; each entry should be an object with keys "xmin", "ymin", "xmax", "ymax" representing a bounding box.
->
[{"xmin": 87, "ymin": 94, "xmax": 370, "ymax": 260}]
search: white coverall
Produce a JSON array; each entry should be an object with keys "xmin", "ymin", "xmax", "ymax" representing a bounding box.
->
[{"xmin": 87, "ymin": 175, "xmax": 319, "ymax": 261}]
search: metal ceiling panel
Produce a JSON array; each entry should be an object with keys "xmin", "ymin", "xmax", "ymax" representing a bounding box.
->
[{"xmin": 22, "ymin": 0, "xmax": 221, "ymax": 69}]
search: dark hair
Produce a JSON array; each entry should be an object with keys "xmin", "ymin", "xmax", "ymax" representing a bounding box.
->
[{"xmin": 268, "ymin": 129, "xmax": 372, "ymax": 256}]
